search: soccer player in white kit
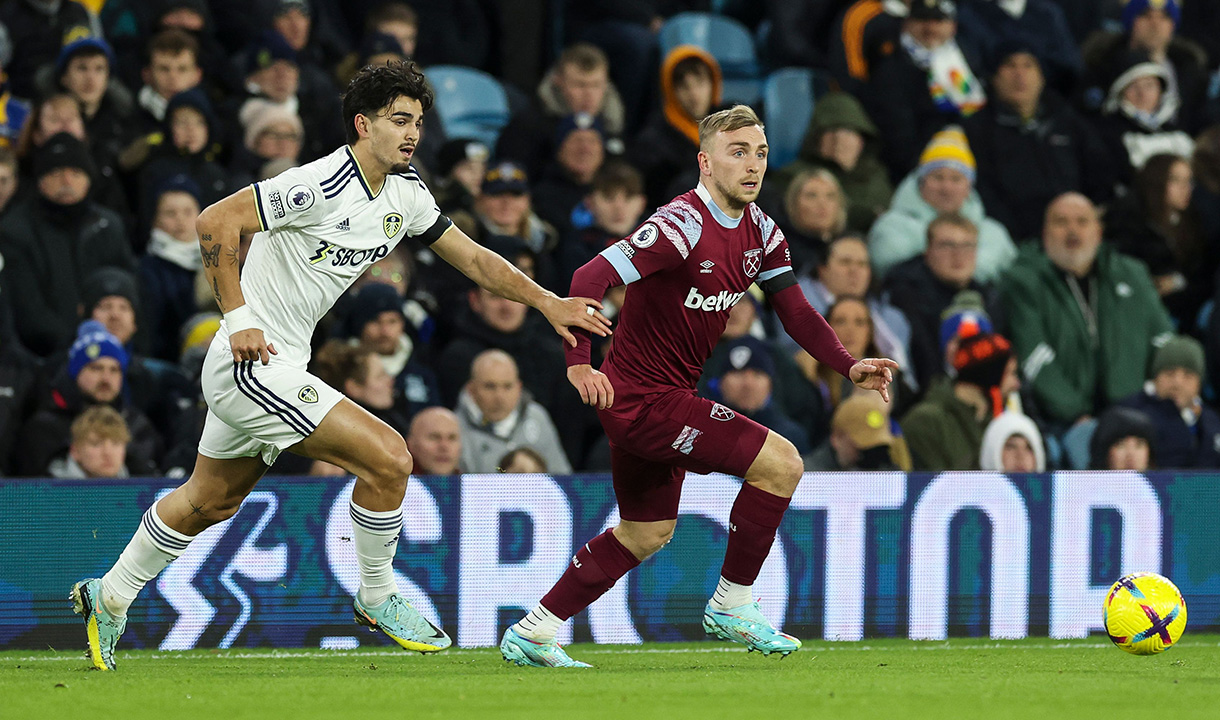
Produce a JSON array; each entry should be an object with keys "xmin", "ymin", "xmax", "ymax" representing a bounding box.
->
[{"xmin": 70, "ymin": 61, "xmax": 612, "ymax": 670}]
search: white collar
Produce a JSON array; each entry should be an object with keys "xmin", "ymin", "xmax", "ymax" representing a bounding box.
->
[
  {"xmin": 379, "ymin": 334, "xmax": 413, "ymax": 377},
  {"xmin": 996, "ymin": 0, "xmax": 1027, "ymax": 18},
  {"xmin": 148, "ymin": 228, "xmax": 203, "ymax": 271},
  {"xmin": 882, "ymin": 0, "xmax": 908, "ymax": 16},
  {"xmin": 138, "ymin": 85, "xmax": 169, "ymax": 121},
  {"xmin": 695, "ymin": 183, "xmax": 742, "ymax": 229}
]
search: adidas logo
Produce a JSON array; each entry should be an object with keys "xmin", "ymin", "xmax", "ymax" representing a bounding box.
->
[
  {"xmin": 699, "ymin": 259, "xmax": 715, "ymax": 274},
  {"xmin": 334, "ymin": 218, "xmax": 350, "ymax": 231}
]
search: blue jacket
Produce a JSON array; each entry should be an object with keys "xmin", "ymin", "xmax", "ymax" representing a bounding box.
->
[
  {"xmin": 1119, "ymin": 390, "xmax": 1220, "ymax": 470},
  {"xmin": 138, "ymin": 254, "xmax": 199, "ymax": 362}
]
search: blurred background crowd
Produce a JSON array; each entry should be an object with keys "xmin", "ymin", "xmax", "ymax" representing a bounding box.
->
[{"xmin": 1, "ymin": 0, "xmax": 1219, "ymax": 479}]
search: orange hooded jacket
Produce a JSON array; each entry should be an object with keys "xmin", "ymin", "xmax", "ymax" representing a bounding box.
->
[{"xmin": 660, "ymin": 45, "xmax": 723, "ymax": 147}]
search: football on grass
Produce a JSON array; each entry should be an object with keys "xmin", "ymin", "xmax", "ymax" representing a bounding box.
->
[{"xmin": 1104, "ymin": 572, "xmax": 1187, "ymax": 655}]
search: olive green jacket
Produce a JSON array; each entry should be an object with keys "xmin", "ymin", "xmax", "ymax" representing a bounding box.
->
[{"xmin": 998, "ymin": 243, "xmax": 1172, "ymax": 425}]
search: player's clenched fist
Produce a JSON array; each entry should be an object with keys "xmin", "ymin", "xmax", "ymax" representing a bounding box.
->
[
  {"xmin": 230, "ymin": 328, "xmax": 278, "ymax": 365},
  {"xmin": 567, "ymin": 364, "xmax": 614, "ymax": 409}
]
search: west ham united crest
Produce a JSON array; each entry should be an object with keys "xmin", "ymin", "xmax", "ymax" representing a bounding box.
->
[
  {"xmin": 743, "ymin": 248, "xmax": 762, "ymax": 278},
  {"xmin": 383, "ymin": 213, "xmax": 403, "ymax": 238},
  {"xmin": 710, "ymin": 403, "xmax": 736, "ymax": 422}
]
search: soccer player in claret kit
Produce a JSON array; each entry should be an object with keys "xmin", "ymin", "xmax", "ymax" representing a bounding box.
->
[
  {"xmin": 501, "ymin": 105, "xmax": 898, "ymax": 667},
  {"xmin": 69, "ymin": 61, "xmax": 612, "ymax": 671}
]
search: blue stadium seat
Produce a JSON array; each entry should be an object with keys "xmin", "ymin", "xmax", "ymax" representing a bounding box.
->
[
  {"xmin": 659, "ymin": 12, "xmax": 761, "ymax": 104},
  {"xmin": 425, "ymin": 66, "xmax": 510, "ymax": 148},
  {"xmin": 762, "ymin": 68, "xmax": 817, "ymax": 169}
]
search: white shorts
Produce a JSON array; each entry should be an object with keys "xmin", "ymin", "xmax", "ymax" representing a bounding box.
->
[{"xmin": 197, "ymin": 333, "xmax": 344, "ymax": 465}]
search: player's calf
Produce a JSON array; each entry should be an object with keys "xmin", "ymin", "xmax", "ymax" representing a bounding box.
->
[
  {"xmin": 711, "ymin": 432, "xmax": 802, "ymax": 628},
  {"xmin": 507, "ymin": 527, "xmax": 642, "ymax": 657}
]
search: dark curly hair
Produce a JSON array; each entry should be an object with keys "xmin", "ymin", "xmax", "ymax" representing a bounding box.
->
[{"xmin": 341, "ymin": 60, "xmax": 435, "ymax": 145}]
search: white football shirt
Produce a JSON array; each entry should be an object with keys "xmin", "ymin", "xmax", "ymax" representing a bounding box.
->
[{"xmin": 222, "ymin": 145, "xmax": 451, "ymax": 367}]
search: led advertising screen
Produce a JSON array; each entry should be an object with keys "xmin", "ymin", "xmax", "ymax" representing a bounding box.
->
[{"xmin": 1, "ymin": 472, "xmax": 1217, "ymax": 650}]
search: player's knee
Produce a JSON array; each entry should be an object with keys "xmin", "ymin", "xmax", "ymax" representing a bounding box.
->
[
  {"xmin": 770, "ymin": 437, "xmax": 804, "ymax": 494},
  {"xmin": 179, "ymin": 474, "xmax": 248, "ymax": 526},
  {"xmin": 369, "ymin": 433, "xmax": 413, "ymax": 487},
  {"xmin": 619, "ymin": 520, "xmax": 677, "ymax": 558},
  {"xmin": 209, "ymin": 493, "xmax": 246, "ymax": 523},
  {"xmin": 182, "ymin": 492, "xmax": 244, "ymax": 527},
  {"xmin": 654, "ymin": 523, "xmax": 677, "ymax": 553},
  {"xmin": 643, "ymin": 523, "xmax": 676, "ymax": 555}
]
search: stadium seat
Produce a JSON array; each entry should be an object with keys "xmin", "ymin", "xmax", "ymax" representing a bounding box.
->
[
  {"xmin": 659, "ymin": 12, "xmax": 761, "ymax": 104},
  {"xmin": 762, "ymin": 68, "xmax": 817, "ymax": 169},
  {"xmin": 425, "ymin": 65, "xmax": 510, "ymax": 148}
]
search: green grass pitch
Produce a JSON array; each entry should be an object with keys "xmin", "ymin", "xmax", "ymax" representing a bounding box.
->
[{"xmin": 3, "ymin": 637, "xmax": 1218, "ymax": 720}]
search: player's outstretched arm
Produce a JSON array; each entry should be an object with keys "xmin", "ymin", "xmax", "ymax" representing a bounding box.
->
[
  {"xmin": 197, "ymin": 187, "xmax": 276, "ymax": 364},
  {"xmin": 765, "ymin": 275, "xmax": 898, "ymax": 401},
  {"xmin": 430, "ymin": 224, "xmax": 612, "ymax": 346}
]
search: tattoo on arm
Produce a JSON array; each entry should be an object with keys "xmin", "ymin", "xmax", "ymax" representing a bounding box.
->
[
  {"xmin": 212, "ymin": 277, "xmax": 225, "ymax": 312},
  {"xmin": 225, "ymin": 246, "xmax": 240, "ymax": 266},
  {"xmin": 201, "ymin": 243, "xmax": 222, "ymax": 268}
]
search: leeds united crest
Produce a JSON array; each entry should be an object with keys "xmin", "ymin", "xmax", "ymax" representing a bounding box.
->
[{"xmin": 383, "ymin": 213, "xmax": 403, "ymax": 238}]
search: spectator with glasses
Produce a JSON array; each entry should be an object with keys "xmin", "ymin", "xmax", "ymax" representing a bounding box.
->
[{"xmin": 884, "ymin": 213, "xmax": 1004, "ymax": 388}]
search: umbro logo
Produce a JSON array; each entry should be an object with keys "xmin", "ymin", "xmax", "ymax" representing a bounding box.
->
[
  {"xmin": 700, "ymin": 260, "xmax": 715, "ymax": 274},
  {"xmin": 334, "ymin": 218, "xmax": 350, "ymax": 232}
]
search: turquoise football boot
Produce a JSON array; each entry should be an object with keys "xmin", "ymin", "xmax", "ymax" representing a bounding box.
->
[
  {"xmin": 354, "ymin": 593, "xmax": 452, "ymax": 653},
  {"xmin": 500, "ymin": 627, "xmax": 592, "ymax": 668},
  {"xmin": 70, "ymin": 578, "xmax": 127, "ymax": 671},
  {"xmin": 703, "ymin": 600, "xmax": 802, "ymax": 656}
]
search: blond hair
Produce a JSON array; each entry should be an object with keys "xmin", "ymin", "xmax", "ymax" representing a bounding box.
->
[
  {"xmin": 557, "ymin": 43, "xmax": 608, "ymax": 73},
  {"xmin": 697, "ymin": 104, "xmax": 764, "ymax": 150},
  {"xmin": 785, "ymin": 168, "xmax": 847, "ymax": 236},
  {"xmin": 70, "ymin": 405, "xmax": 131, "ymax": 446}
]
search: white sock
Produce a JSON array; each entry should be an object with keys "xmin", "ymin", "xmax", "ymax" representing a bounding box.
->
[
  {"xmin": 513, "ymin": 604, "xmax": 564, "ymax": 642},
  {"xmin": 101, "ymin": 502, "xmax": 193, "ymax": 617},
  {"xmin": 350, "ymin": 501, "xmax": 402, "ymax": 607},
  {"xmin": 710, "ymin": 576, "xmax": 753, "ymax": 610}
]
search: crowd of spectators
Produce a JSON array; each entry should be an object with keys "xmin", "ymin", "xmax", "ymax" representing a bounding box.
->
[{"xmin": 3, "ymin": 0, "xmax": 1220, "ymax": 478}]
